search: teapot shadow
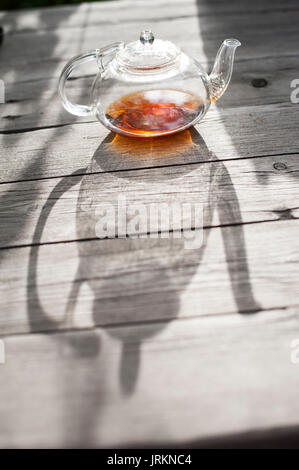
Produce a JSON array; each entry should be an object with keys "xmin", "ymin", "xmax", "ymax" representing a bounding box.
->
[
  {"xmin": 27, "ymin": 127, "xmax": 260, "ymax": 397},
  {"xmin": 75, "ymin": 129, "xmax": 204, "ymax": 395}
]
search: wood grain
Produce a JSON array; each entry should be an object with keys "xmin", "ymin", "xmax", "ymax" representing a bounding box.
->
[
  {"xmin": 1, "ymin": 218, "xmax": 299, "ymax": 335},
  {"xmin": 0, "ymin": 54, "xmax": 296, "ymax": 132},
  {"xmin": 0, "ymin": 0, "xmax": 299, "ymax": 448},
  {"xmin": 1, "ymin": 4, "xmax": 299, "ymax": 84},
  {"xmin": 2, "ymin": 0, "xmax": 298, "ymax": 34},
  {"xmin": 1, "ymin": 102, "xmax": 299, "ymax": 183},
  {"xmin": 0, "ymin": 308, "xmax": 299, "ymax": 447},
  {"xmin": 0, "ymin": 150, "xmax": 299, "ymax": 249}
]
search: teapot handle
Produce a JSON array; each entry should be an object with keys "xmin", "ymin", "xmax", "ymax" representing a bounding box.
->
[{"xmin": 58, "ymin": 42, "xmax": 124, "ymax": 117}]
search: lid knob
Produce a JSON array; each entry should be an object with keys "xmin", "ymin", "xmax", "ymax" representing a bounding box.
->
[{"xmin": 140, "ymin": 30, "xmax": 155, "ymax": 45}]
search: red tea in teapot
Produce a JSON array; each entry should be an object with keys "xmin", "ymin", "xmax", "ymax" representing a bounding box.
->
[{"xmin": 105, "ymin": 89, "xmax": 203, "ymax": 136}]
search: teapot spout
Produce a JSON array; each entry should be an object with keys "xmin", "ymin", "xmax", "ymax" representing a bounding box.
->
[{"xmin": 209, "ymin": 39, "xmax": 241, "ymax": 102}]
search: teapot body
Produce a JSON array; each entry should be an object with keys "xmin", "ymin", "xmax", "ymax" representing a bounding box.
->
[
  {"xmin": 58, "ymin": 31, "xmax": 240, "ymax": 138},
  {"xmin": 91, "ymin": 53, "xmax": 211, "ymax": 137}
]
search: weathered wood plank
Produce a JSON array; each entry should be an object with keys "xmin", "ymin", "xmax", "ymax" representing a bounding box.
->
[
  {"xmin": 0, "ymin": 54, "xmax": 295, "ymax": 132},
  {"xmin": 1, "ymin": 0, "xmax": 298, "ymax": 34},
  {"xmin": 0, "ymin": 309, "xmax": 298, "ymax": 447},
  {"xmin": 0, "ymin": 149, "xmax": 299, "ymax": 249},
  {"xmin": 0, "ymin": 0, "xmax": 298, "ymax": 449},
  {"xmin": 1, "ymin": 218, "xmax": 299, "ymax": 335},
  {"xmin": 1, "ymin": 7, "xmax": 299, "ymax": 84},
  {"xmin": 1, "ymin": 102, "xmax": 298, "ymax": 183}
]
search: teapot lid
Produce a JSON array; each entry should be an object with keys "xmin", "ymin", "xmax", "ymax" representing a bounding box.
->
[{"xmin": 116, "ymin": 30, "xmax": 180, "ymax": 70}]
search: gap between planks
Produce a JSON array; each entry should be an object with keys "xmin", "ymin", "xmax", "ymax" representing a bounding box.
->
[
  {"xmin": 0, "ymin": 304, "xmax": 296, "ymax": 340},
  {"xmin": 1, "ymin": 306, "xmax": 299, "ymax": 447},
  {"xmin": 0, "ymin": 212, "xmax": 298, "ymax": 253},
  {"xmin": 0, "ymin": 149, "xmax": 297, "ymax": 186},
  {"xmin": 1, "ymin": 149, "xmax": 299, "ymax": 251}
]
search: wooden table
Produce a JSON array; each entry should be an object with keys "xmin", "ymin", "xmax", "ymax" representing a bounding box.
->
[{"xmin": 1, "ymin": 0, "xmax": 299, "ymax": 448}]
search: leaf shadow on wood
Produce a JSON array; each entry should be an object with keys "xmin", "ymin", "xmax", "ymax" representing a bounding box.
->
[
  {"xmin": 26, "ymin": 170, "xmax": 105, "ymax": 447},
  {"xmin": 27, "ymin": 127, "xmax": 260, "ymax": 400},
  {"xmin": 0, "ymin": 7, "xmax": 79, "ymax": 258},
  {"xmin": 195, "ymin": 0, "xmax": 299, "ymax": 190},
  {"xmin": 0, "ymin": 7, "xmax": 76, "ymax": 138}
]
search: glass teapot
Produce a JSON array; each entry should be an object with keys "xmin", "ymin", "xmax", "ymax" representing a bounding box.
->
[{"xmin": 59, "ymin": 30, "xmax": 240, "ymax": 138}]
